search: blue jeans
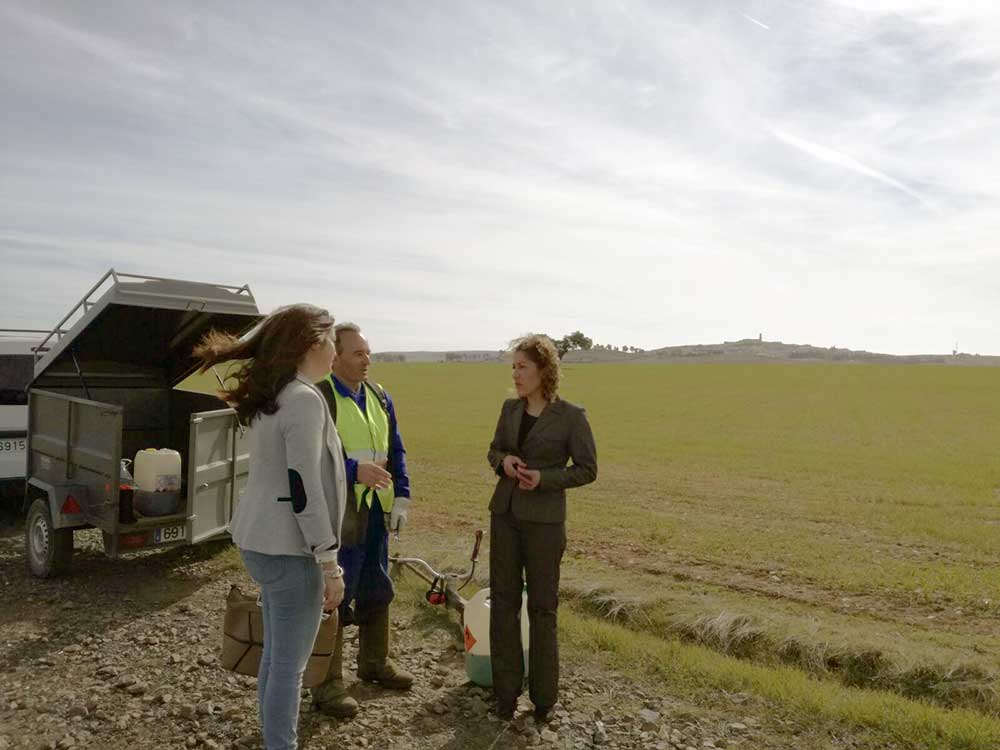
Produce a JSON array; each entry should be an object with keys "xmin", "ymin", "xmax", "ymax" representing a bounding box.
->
[{"xmin": 240, "ymin": 550, "xmax": 323, "ymax": 750}]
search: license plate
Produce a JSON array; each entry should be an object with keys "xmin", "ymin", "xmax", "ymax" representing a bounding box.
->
[
  {"xmin": 153, "ymin": 525, "xmax": 186, "ymax": 544},
  {"xmin": 0, "ymin": 437, "xmax": 27, "ymax": 480},
  {"xmin": 0, "ymin": 438, "xmax": 26, "ymax": 453}
]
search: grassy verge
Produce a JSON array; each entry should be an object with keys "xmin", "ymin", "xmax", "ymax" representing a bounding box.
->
[
  {"xmin": 560, "ymin": 606, "xmax": 1000, "ymax": 750},
  {"xmin": 558, "ymin": 547, "xmax": 1000, "ymax": 709},
  {"xmin": 565, "ymin": 583, "xmax": 999, "ymax": 715}
]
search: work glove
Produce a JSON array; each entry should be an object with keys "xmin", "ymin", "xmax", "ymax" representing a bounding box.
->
[{"xmin": 389, "ymin": 497, "xmax": 410, "ymax": 537}]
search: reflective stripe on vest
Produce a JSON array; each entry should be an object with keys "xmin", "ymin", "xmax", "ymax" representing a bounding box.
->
[{"xmin": 326, "ymin": 377, "xmax": 394, "ymax": 512}]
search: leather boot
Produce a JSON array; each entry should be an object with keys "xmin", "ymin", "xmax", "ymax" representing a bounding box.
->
[
  {"xmin": 312, "ymin": 625, "xmax": 359, "ymax": 718},
  {"xmin": 357, "ymin": 608, "xmax": 413, "ymax": 689}
]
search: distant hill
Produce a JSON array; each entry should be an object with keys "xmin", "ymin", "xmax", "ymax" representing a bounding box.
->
[
  {"xmin": 373, "ymin": 350, "xmax": 503, "ymax": 363},
  {"xmin": 564, "ymin": 339, "xmax": 1000, "ymax": 366},
  {"xmin": 376, "ymin": 339, "xmax": 1000, "ymax": 366}
]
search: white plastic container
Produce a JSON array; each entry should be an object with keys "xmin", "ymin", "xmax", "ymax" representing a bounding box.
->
[
  {"xmin": 463, "ymin": 587, "xmax": 529, "ymax": 687},
  {"xmin": 134, "ymin": 448, "xmax": 182, "ymax": 493}
]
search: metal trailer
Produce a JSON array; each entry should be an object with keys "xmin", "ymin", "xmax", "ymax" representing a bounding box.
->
[{"xmin": 24, "ymin": 270, "xmax": 262, "ymax": 577}]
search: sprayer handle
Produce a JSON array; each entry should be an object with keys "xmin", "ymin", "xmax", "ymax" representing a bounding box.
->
[{"xmin": 470, "ymin": 529, "xmax": 484, "ymax": 562}]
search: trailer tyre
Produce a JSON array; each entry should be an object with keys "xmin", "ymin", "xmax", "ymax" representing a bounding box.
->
[{"xmin": 26, "ymin": 498, "xmax": 73, "ymax": 578}]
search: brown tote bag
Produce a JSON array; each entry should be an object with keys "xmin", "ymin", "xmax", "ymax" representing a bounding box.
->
[{"xmin": 221, "ymin": 584, "xmax": 338, "ymax": 688}]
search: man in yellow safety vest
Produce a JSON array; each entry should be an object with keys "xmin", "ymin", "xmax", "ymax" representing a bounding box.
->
[{"xmin": 312, "ymin": 322, "xmax": 414, "ymax": 718}]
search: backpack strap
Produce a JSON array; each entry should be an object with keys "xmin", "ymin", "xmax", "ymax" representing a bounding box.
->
[
  {"xmin": 364, "ymin": 380, "xmax": 396, "ymax": 482},
  {"xmin": 364, "ymin": 379, "xmax": 390, "ymax": 415},
  {"xmin": 315, "ymin": 378, "xmax": 338, "ymax": 422}
]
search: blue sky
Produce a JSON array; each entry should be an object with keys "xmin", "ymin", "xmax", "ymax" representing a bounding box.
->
[{"xmin": 1, "ymin": 1, "xmax": 998, "ymax": 353}]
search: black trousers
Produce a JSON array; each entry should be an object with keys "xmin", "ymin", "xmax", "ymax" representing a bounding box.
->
[{"xmin": 489, "ymin": 510, "xmax": 566, "ymax": 708}]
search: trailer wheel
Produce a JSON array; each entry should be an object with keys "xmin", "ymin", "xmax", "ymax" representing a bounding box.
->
[{"xmin": 26, "ymin": 498, "xmax": 73, "ymax": 578}]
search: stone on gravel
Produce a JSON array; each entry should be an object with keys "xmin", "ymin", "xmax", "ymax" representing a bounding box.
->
[
  {"xmin": 593, "ymin": 720, "xmax": 608, "ymax": 745},
  {"xmin": 539, "ymin": 728, "xmax": 559, "ymax": 744},
  {"xmin": 639, "ymin": 708, "xmax": 661, "ymax": 730}
]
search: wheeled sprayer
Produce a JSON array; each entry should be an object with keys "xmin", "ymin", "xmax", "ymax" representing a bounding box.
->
[{"xmin": 389, "ymin": 530, "xmax": 529, "ymax": 687}]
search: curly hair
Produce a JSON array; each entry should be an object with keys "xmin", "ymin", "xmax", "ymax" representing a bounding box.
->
[
  {"xmin": 192, "ymin": 304, "xmax": 334, "ymax": 425},
  {"xmin": 510, "ymin": 334, "xmax": 561, "ymax": 402}
]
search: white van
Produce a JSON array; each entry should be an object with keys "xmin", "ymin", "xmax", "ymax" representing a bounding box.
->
[{"xmin": 0, "ymin": 330, "xmax": 46, "ymax": 490}]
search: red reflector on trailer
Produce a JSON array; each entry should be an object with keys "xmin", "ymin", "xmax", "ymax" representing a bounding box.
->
[
  {"xmin": 120, "ymin": 533, "xmax": 149, "ymax": 548},
  {"xmin": 61, "ymin": 495, "xmax": 82, "ymax": 515}
]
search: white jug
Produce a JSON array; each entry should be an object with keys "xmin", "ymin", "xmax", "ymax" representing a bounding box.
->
[
  {"xmin": 134, "ymin": 448, "xmax": 182, "ymax": 493},
  {"xmin": 463, "ymin": 587, "xmax": 529, "ymax": 687}
]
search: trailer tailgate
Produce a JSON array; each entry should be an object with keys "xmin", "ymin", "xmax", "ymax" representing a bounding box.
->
[{"xmin": 187, "ymin": 408, "xmax": 248, "ymax": 543}]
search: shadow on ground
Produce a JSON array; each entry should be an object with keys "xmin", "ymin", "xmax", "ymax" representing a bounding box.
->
[{"xmin": 0, "ymin": 523, "xmax": 236, "ymax": 670}]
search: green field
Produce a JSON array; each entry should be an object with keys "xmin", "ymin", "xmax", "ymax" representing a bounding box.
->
[{"xmin": 378, "ymin": 361, "xmax": 1000, "ymax": 747}]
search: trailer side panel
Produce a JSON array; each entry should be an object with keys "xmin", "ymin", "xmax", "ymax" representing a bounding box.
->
[{"xmin": 28, "ymin": 389, "xmax": 122, "ymax": 530}]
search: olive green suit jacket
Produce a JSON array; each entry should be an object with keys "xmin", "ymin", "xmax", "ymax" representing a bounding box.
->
[{"xmin": 487, "ymin": 397, "xmax": 597, "ymax": 523}]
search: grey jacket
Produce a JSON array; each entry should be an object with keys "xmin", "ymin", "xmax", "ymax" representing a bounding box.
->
[
  {"xmin": 230, "ymin": 375, "xmax": 347, "ymax": 561},
  {"xmin": 487, "ymin": 397, "xmax": 597, "ymax": 523}
]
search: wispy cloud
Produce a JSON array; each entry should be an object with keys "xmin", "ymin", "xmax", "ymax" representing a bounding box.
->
[
  {"xmin": 740, "ymin": 13, "xmax": 771, "ymax": 30},
  {"xmin": 769, "ymin": 128, "xmax": 940, "ymax": 211},
  {"xmin": 0, "ymin": 5, "xmax": 168, "ymax": 81}
]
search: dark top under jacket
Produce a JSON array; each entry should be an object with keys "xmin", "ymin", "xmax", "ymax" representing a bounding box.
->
[
  {"xmin": 518, "ymin": 412, "xmax": 538, "ymax": 449},
  {"xmin": 487, "ymin": 397, "xmax": 598, "ymax": 524}
]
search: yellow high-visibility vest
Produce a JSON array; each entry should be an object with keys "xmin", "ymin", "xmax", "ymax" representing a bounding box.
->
[{"xmin": 325, "ymin": 376, "xmax": 394, "ymax": 512}]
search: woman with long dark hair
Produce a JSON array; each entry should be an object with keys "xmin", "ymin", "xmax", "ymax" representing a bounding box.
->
[
  {"xmin": 487, "ymin": 334, "xmax": 598, "ymax": 721},
  {"xmin": 194, "ymin": 304, "xmax": 347, "ymax": 750}
]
